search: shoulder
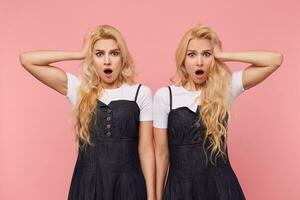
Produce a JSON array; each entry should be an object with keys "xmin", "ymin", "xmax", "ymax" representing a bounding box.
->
[
  {"xmin": 66, "ymin": 72, "xmax": 81, "ymax": 82},
  {"xmin": 137, "ymin": 84, "xmax": 152, "ymax": 100},
  {"xmin": 139, "ymin": 84, "xmax": 152, "ymax": 95},
  {"xmin": 154, "ymin": 86, "xmax": 170, "ymax": 99},
  {"xmin": 154, "ymin": 86, "xmax": 171, "ymax": 98},
  {"xmin": 124, "ymin": 83, "xmax": 152, "ymax": 100},
  {"xmin": 228, "ymin": 69, "xmax": 245, "ymax": 106},
  {"xmin": 66, "ymin": 72, "xmax": 81, "ymax": 89},
  {"xmin": 65, "ymin": 72, "xmax": 82, "ymax": 106},
  {"xmin": 230, "ymin": 69, "xmax": 245, "ymax": 91},
  {"xmin": 125, "ymin": 83, "xmax": 148, "ymax": 90},
  {"xmin": 154, "ymin": 86, "xmax": 172, "ymax": 105},
  {"xmin": 231, "ymin": 69, "xmax": 243, "ymax": 81}
]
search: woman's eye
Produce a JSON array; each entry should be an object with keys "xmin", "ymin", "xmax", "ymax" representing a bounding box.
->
[
  {"xmin": 187, "ymin": 53, "xmax": 196, "ymax": 57},
  {"xmin": 96, "ymin": 52, "xmax": 103, "ymax": 57},
  {"xmin": 203, "ymin": 52, "xmax": 211, "ymax": 57},
  {"xmin": 111, "ymin": 51, "xmax": 119, "ymax": 56}
]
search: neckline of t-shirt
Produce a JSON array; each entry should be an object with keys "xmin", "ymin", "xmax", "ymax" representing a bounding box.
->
[
  {"xmin": 172, "ymin": 85, "xmax": 202, "ymax": 94},
  {"xmin": 102, "ymin": 83, "xmax": 129, "ymax": 91}
]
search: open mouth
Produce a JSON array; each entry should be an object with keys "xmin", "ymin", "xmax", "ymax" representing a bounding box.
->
[
  {"xmin": 195, "ymin": 69, "xmax": 204, "ymax": 76},
  {"xmin": 103, "ymin": 68, "xmax": 113, "ymax": 75}
]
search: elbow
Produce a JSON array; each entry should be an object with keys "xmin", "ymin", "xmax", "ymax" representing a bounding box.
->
[
  {"xmin": 19, "ymin": 52, "xmax": 29, "ymax": 68},
  {"xmin": 139, "ymin": 143, "xmax": 155, "ymax": 156},
  {"xmin": 273, "ymin": 52, "xmax": 284, "ymax": 68},
  {"xmin": 156, "ymin": 151, "xmax": 169, "ymax": 163},
  {"xmin": 154, "ymin": 146, "xmax": 169, "ymax": 158}
]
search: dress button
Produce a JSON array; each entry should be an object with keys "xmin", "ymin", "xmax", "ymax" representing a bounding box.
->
[
  {"xmin": 106, "ymin": 116, "xmax": 111, "ymax": 121},
  {"xmin": 106, "ymin": 131, "xmax": 111, "ymax": 136},
  {"xmin": 106, "ymin": 124, "xmax": 111, "ymax": 129}
]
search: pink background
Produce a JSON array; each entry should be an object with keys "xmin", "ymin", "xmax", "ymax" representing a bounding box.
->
[{"xmin": 1, "ymin": 0, "xmax": 299, "ymax": 199}]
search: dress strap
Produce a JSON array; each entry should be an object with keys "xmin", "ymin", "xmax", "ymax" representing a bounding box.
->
[
  {"xmin": 167, "ymin": 86, "xmax": 172, "ymax": 110},
  {"xmin": 134, "ymin": 84, "xmax": 142, "ymax": 102}
]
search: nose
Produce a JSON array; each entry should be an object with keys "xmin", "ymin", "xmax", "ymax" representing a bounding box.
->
[
  {"xmin": 197, "ymin": 55, "xmax": 203, "ymax": 66},
  {"xmin": 104, "ymin": 55, "xmax": 111, "ymax": 65}
]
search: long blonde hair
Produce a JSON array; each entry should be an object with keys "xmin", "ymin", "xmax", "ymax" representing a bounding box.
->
[
  {"xmin": 175, "ymin": 24, "xmax": 232, "ymax": 164},
  {"xmin": 73, "ymin": 25, "xmax": 135, "ymax": 148}
]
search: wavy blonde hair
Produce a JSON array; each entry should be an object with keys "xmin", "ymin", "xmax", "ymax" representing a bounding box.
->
[
  {"xmin": 174, "ymin": 24, "xmax": 232, "ymax": 164},
  {"xmin": 72, "ymin": 25, "xmax": 135, "ymax": 148}
]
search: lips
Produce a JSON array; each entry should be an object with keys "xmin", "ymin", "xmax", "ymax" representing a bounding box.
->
[
  {"xmin": 103, "ymin": 68, "xmax": 113, "ymax": 75},
  {"xmin": 194, "ymin": 69, "xmax": 205, "ymax": 80},
  {"xmin": 195, "ymin": 69, "xmax": 204, "ymax": 75},
  {"xmin": 102, "ymin": 68, "xmax": 113, "ymax": 78}
]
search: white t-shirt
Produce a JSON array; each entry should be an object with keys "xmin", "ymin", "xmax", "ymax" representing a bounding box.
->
[
  {"xmin": 153, "ymin": 70, "xmax": 245, "ymax": 128},
  {"xmin": 65, "ymin": 72, "xmax": 153, "ymax": 121}
]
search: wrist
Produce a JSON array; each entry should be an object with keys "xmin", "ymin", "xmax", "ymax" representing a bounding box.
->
[
  {"xmin": 214, "ymin": 51, "xmax": 226, "ymax": 60},
  {"xmin": 76, "ymin": 51, "xmax": 86, "ymax": 60},
  {"xmin": 147, "ymin": 194, "xmax": 156, "ymax": 200}
]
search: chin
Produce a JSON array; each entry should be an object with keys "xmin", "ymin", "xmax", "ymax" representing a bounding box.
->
[
  {"xmin": 107, "ymin": 79, "xmax": 117, "ymax": 84},
  {"xmin": 193, "ymin": 79, "xmax": 205, "ymax": 85}
]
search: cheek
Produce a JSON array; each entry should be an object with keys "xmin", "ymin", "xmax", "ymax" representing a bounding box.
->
[
  {"xmin": 184, "ymin": 57, "xmax": 194, "ymax": 70},
  {"xmin": 110, "ymin": 56, "xmax": 121, "ymax": 64},
  {"xmin": 92, "ymin": 58, "xmax": 104, "ymax": 75},
  {"xmin": 112, "ymin": 57, "xmax": 122, "ymax": 71},
  {"xmin": 93, "ymin": 64, "xmax": 102, "ymax": 74},
  {"xmin": 184, "ymin": 64, "xmax": 195, "ymax": 77},
  {"xmin": 92, "ymin": 56, "xmax": 104, "ymax": 67},
  {"xmin": 203, "ymin": 57, "xmax": 213, "ymax": 66},
  {"xmin": 115, "ymin": 57, "xmax": 122, "ymax": 65}
]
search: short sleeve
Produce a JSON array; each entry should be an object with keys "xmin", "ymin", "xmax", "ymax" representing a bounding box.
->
[
  {"xmin": 136, "ymin": 85, "xmax": 153, "ymax": 121},
  {"xmin": 153, "ymin": 87, "xmax": 170, "ymax": 129},
  {"xmin": 65, "ymin": 72, "xmax": 81, "ymax": 107},
  {"xmin": 229, "ymin": 69, "xmax": 245, "ymax": 105}
]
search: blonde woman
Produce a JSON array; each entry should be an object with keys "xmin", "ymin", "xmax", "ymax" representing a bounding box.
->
[
  {"xmin": 153, "ymin": 24, "xmax": 283, "ymax": 200},
  {"xmin": 20, "ymin": 25, "xmax": 155, "ymax": 200}
]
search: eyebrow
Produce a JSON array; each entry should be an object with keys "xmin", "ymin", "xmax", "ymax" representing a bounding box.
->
[
  {"xmin": 94, "ymin": 49, "xmax": 120, "ymax": 52},
  {"xmin": 187, "ymin": 49, "xmax": 212, "ymax": 52}
]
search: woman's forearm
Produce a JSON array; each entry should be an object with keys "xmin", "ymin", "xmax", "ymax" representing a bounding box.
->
[
  {"xmin": 215, "ymin": 51, "xmax": 283, "ymax": 67},
  {"xmin": 139, "ymin": 144, "xmax": 156, "ymax": 200},
  {"xmin": 20, "ymin": 50, "xmax": 85, "ymax": 66},
  {"xmin": 155, "ymin": 151, "xmax": 169, "ymax": 200}
]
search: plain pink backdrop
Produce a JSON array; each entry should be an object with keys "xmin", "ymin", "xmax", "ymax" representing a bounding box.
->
[{"xmin": 1, "ymin": 0, "xmax": 299, "ymax": 199}]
